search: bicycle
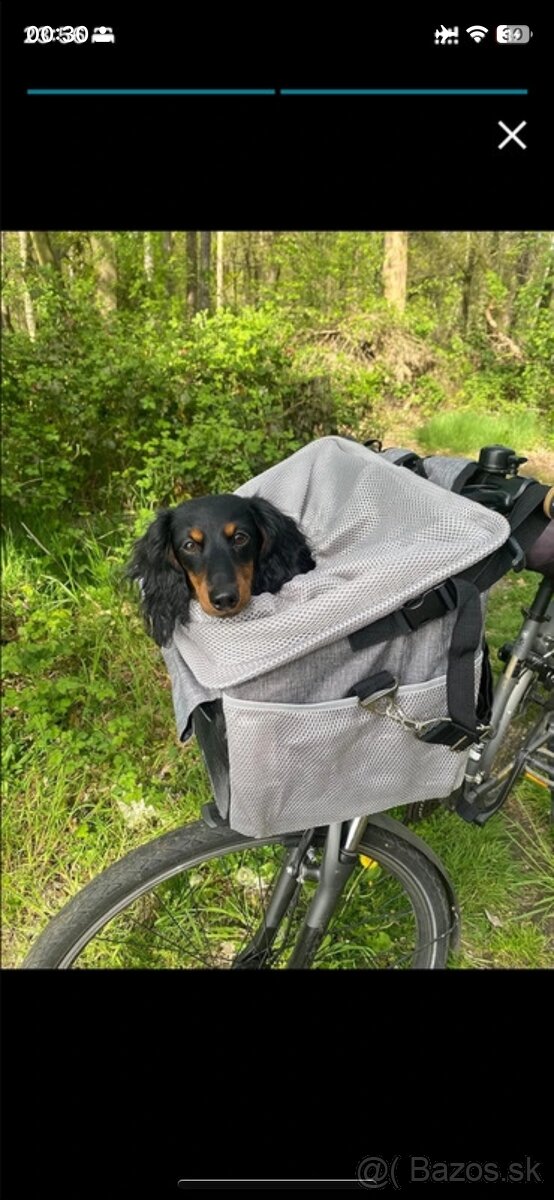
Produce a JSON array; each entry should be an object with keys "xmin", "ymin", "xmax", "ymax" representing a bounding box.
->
[{"xmin": 22, "ymin": 484, "xmax": 554, "ymax": 970}]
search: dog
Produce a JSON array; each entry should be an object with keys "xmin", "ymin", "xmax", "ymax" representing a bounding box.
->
[{"xmin": 127, "ymin": 493, "xmax": 316, "ymax": 647}]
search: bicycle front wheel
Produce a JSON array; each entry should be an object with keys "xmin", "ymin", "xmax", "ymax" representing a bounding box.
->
[{"xmin": 21, "ymin": 818, "xmax": 455, "ymax": 969}]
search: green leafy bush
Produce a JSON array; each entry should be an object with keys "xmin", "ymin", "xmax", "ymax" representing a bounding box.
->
[{"xmin": 3, "ymin": 300, "xmax": 343, "ymax": 521}]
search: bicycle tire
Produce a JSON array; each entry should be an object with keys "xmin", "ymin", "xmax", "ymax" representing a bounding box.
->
[
  {"xmin": 21, "ymin": 818, "xmax": 455, "ymax": 969},
  {"xmin": 403, "ymin": 799, "xmax": 442, "ymax": 824}
]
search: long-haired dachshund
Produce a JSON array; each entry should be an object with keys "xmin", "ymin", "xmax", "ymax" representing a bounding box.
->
[{"xmin": 127, "ymin": 494, "xmax": 316, "ymax": 647}]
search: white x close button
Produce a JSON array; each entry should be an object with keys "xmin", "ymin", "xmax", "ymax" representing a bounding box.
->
[{"xmin": 498, "ymin": 120, "xmax": 527, "ymax": 149}]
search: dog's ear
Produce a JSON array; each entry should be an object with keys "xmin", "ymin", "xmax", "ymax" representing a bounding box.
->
[
  {"xmin": 127, "ymin": 509, "xmax": 190, "ymax": 646},
  {"xmin": 248, "ymin": 496, "xmax": 315, "ymax": 595}
]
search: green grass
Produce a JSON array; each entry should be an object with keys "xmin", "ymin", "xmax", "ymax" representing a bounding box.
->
[
  {"xmin": 505, "ymin": 787, "xmax": 554, "ymax": 927},
  {"xmin": 2, "ymin": 521, "xmax": 553, "ymax": 968},
  {"xmin": 1, "ymin": 522, "xmax": 212, "ymax": 964},
  {"xmin": 413, "ymin": 794, "xmax": 552, "ymax": 969},
  {"xmin": 416, "ymin": 409, "xmax": 546, "ymax": 456}
]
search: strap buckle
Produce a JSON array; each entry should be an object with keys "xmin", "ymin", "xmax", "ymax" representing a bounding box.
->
[
  {"xmin": 396, "ymin": 581, "xmax": 457, "ymax": 634},
  {"xmin": 417, "ymin": 719, "xmax": 492, "ymax": 751}
]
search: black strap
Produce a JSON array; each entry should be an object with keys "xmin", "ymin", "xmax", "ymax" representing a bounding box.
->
[
  {"xmin": 460, "ymin": 481, "xmax": 549, "ymax": 592},
  {"xmin": 349, "ymin": 580, "xmax": 457, "ymax": 652},
  {"xmin": 445, "ymin": 579, "xmax": 483, "ymax": 736},
  {"xmin": 476, "ymin": 639, "xmax": 493, "ymax": 723},
  {"xmin": 411, "ymin": 579, "xmax": 484, "ymax": 749},
  {"xmin": 390, "ymin": 451, "xmax": 420, "ymax": 467},
  {"xmin": 450, "ymin": 461, "xmax": 480, "ymax": 493},
  {"xmin": 345, "ymin": 669, "xmax": 398, "ymax": 704},
  {"xmin": 395, "ymin": 451, "xmax": 428, "ymax": 477}
]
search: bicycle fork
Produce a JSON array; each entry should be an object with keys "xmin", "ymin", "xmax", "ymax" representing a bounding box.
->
[
  {"xmin": 232, "ymin": 817, "xmax": 369, "ymax": 969},
  {"xmin": 287, "ymin": 817, "xmax": 370, "ymax": 968}
]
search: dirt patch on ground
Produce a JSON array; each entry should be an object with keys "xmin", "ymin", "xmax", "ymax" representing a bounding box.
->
[
  {"xmin": 377, "ymin": 412, "xmax": 426, "ymax": 453},
  {"xmin": 523, "ymin": 449, "xmax": 554, "ymax": 484}
]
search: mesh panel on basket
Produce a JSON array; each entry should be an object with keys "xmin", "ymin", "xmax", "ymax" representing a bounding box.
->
[
  {"xmin": 170, "ymin": 437, "xmax": 509, "ymax": 693},
  {"xmin": 222, "ymin": 662, "xmax": 483, "ymax": 837}
]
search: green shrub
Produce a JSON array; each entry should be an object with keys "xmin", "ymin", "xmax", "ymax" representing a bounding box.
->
[{"xmin": 2, "ymin": 301, "xmax": 344, "ymax": 522}]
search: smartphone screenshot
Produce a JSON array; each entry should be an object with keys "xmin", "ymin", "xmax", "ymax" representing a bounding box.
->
[{"xmin": 1, "ymin": 10, "xmax": 552, "ymax": 1195}]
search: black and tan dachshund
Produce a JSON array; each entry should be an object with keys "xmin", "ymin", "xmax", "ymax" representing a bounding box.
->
[{"xmin": 128, "ymin": 493, "xmax": 316, "ymax": 647}]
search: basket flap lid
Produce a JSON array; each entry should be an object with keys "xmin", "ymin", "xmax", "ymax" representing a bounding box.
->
[{"xmin": 172, "ymin": 437, "xmax": 509, "ymax": 687}]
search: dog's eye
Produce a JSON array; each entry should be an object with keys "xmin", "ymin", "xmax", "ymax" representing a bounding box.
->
[
  {"xmin": 233, "ymin": 532, "xmax": 249, "ymax": 547},
  {"xmin": 183, "ymin": 540, "xmax": 200, "ymax": 553}
]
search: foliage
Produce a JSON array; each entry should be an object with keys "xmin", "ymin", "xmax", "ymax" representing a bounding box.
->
[
  {"xmin": 3, "ymin": 231, "xmax": 552, "ymax": 528},
  {"xmin": 2, "ymin": 299, "xmax": 335, "ymax": 519}
]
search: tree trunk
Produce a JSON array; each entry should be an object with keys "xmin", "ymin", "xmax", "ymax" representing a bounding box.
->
[
  {"xmin": 66, "ymin": 233, "xmax": 87, "ymax": 282},
  {"xmin": 1, "ymin": 231, "xmax": 13, "ymax": 330},
  {"xmin": 252, "ymin": 232, "xmax": 263, "ymax": 302},
  {"xmin": 508, "ymin": 236, "xmax": 533, "ymax": 331},
  {"xmin": 383, "ymin": 232, "xmax": 408, "ymax": 312},
  {"xmin": 1, "ymin": 299, "xmax": 13, "ymax": 331},
  {"xmin": 18, "ymin": 232, "xmax": 36, "ymax": 339},
  {"xmin": 244, "ymin": 232, "xmax": 253, "ymax": 304},
  {"xmin": 216, "ymin": 231, "xmax": 225, "ymax": 309},
  {"xmin": 485, "ymin": 305, "xmax": 524, "ymax": 359},
  {"xmin": 260, "ymin": 232, "xmax": 280, "ymax": 288},
  {"xmin": 537, "ymin": 249, "xmax": 554, "ymax": 313},
  {"xmin": 162, "ymin": 232, "xmax": 174, "ymax": 295},
  {"xmin": 30, "ymin": 231, "xmax": 58, "ymax": 270},
  {"xmin": 461, "ymin": 233, "xmax": 477, "ymax": 333},
  {"xmin": 186, "ymin": 231, "xmax": 198, "ymax": 317},
  {"xmin": 90, "ymin": 234, "xmax": 117, "ymax": 314},
  {"xmin": 490, "ymin": 230, "xmax": 502, "ymax": 265},
  {"xmin": 144, "ymin": 232, "xmax": 154, "ymax": 283},
  {"xmin": 516, "ymin": 240, "xmax": 532, "ymax": 289},
  {"xmin": 198, "ymin": 231, "xmax": 212, "ymax": 312},
  {"xmin": 231, "ymin": 238, "xmax": 239, "ymax": 307}
]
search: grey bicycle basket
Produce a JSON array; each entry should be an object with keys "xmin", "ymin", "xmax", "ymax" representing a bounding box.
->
[{"xmin": 161, "ymin": 436, "xmax": 510, "ymax": 837}]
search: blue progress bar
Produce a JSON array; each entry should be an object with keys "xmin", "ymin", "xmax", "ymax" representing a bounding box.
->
[
  {"xmin": 27, "ymin": 88, "xmax": 276, "ymax": 95},
  {"xmin": 27, "ymin": 87, "xmax": 528, "ymax": 97},
  {"xmin": 281, "ymin": 88, "xmax": 528, "ymax": 95}
]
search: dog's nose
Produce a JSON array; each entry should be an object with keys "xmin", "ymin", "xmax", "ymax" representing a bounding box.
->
[{"xmin": 211, "ymin": 589, "xmax": 239, "ymax": 611}]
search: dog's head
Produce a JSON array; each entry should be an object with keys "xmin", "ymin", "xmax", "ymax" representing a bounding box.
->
[{"xmin": 127, "ymin": 493, "xmax": 315, "ymax": 646}]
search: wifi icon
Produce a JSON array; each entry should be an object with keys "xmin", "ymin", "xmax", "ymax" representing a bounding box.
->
[{"xmin": 466, "ymin": 25, "xmax": 489, "ymax": 42}]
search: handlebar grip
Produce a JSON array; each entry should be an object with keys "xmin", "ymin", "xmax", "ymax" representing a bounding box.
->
[{"xmin": 543, "ymin": 486, "xmax": 554, "ymax": 519}]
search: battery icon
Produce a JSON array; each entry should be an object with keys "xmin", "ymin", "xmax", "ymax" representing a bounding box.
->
[{"xmin": 496, "ymin": 25, "xmax": 532, "ymax": 43}]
